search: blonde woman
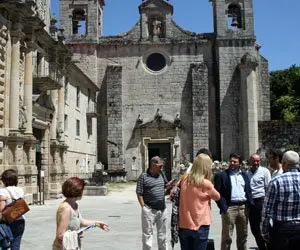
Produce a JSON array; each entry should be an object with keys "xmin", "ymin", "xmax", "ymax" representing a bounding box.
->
[{"xmin": 178, "ymin": 154, "xmax": 220, "ymax": 250}]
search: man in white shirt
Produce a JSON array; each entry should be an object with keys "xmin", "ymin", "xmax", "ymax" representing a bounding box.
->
[
  {"xmin": 247, "ymin": 154, "xmax": 271, "ymax": 250},
  {"xmin": 267, "ymin": 149, "xmax": 283, "ymax": 178}
]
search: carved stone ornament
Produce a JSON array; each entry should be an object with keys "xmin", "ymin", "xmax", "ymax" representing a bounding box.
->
[
  {"xmin": 19, "ymin": 105, "xmax": 27, "ymax": 130},
  {"xmin": 240, "ymin": 53, "xmax": 258, "ymax": 69},
  {"xmin": 154, "ymin": 109, "xmax": 162, "ymax": 121}
]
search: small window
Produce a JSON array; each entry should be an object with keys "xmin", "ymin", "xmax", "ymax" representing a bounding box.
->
[
  {"xmin": 76, "ymin": 86, "xmax": 80, "ymax": 107},
  {"xmin": 76, "ymin": 119, "xmax": 80, "ymax": 136},
  {"xmin": 146, "ymin": 53, "xmax": 166, "ymax": 72}
]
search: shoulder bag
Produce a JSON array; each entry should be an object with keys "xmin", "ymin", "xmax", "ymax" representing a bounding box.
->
[{"xmin": 2, "ymin": 189, "xmax": 29, "ymax": 224}]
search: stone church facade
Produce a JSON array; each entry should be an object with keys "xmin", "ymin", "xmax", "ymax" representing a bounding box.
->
[
  {"xmin": 60, "ymin": 0, "xmax": 270, "ymax": 181},
  {"xmin": 0, "ymin": 0, "xmax": 98, "ymax": 201}
]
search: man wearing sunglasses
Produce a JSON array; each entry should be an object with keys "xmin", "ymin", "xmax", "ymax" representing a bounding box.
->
[{"xmin": 136, "ymin": 156, "xmax": 174, "ymax": 250}]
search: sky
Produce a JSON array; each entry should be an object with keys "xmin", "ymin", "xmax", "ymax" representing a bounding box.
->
[{"xmin": 51, "ymin": 0, "xmax": 300, "ymax": 71}]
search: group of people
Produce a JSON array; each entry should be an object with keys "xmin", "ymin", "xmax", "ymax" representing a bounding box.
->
[
  {"xmin": 0, "ymin": 147, "xmax": 298, "ymax": 250},
  {"xmin": 136, "ymin": 149, "xmax": 300, "ymax": 250},
  {"xmin": 0, "ymin": 168, "xmax": 109, "ymax": 250}
]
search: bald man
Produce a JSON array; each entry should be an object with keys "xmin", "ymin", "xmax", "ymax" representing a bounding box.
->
[{"xmin": 247, "ymin": 154, "xmax": 271, "ymax": 250}]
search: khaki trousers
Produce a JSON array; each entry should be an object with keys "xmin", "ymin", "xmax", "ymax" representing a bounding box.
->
[
  {"xmin": 141, "ymin": 206, "xmax": 168, "ymax": 250},
  {"xmin": 221, "ymin": 205, "xmax": 249, "ymax": 250}
]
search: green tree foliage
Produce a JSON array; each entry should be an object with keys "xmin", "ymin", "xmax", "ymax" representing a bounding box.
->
[{"xmin": 270, "ymin": 65, "xmax": 300, "ymax": 121}]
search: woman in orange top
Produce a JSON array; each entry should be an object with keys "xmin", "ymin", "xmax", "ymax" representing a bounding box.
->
[{"xmin": 178, "ymin": 154, "xmax": 220, "ymax": 250}]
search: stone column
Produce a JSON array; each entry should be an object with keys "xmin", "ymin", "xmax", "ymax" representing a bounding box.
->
[
  {"xmin": 106, "ymin": 65, "xmax": 123, "ymax": 170},
  {"xmin": 191, "ymin": 62, "xmax": 209, "ymax": 158},
  {"xmin": 50, "ymin": 90, "xmax": 58, "ymax": 141},
  {"xmin": 239, "ymin": 53, "xmax": 259, "ymax": 159},
  {"xmin": 24, "ymin": 46, "xmax": 34, "ymax": 135},
  {"xmin": 9, "ymin": 23, "xmax": 23, "ymax": 133},
  {"xmin": 57, "ymin": 83, "xmax": 64, "ymax": 142}
]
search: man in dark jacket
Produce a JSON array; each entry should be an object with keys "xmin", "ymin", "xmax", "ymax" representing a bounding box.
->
[{"xmin": 214, "ymin": 153, "xmax": 254, "ymax": 250}]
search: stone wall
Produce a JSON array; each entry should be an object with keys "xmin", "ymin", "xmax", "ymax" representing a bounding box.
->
[
  {"xmin": 217, "ymin": 43, "xmax": 256, "ymax": 159},
  {"xmin": 259, "ymin": 121, "xmax": 300, "ymax": 150}
]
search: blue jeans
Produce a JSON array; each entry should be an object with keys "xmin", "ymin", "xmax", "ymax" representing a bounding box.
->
[
  {"xmin": 9, "ymin": 219, "xmax": 25, "ymax": 250},
  {"xmin": 179, "ymin": 225, "xmax": 210, "ymax": 250}
]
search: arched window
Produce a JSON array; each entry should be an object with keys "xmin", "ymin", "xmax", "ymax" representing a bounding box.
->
[
  {"xmin": 227, "ymin": 4, "xmax": 242, "ymax": 29},
  {"xmin": 72, "ymin": 9, "xmax": 86, "ymax": 35}
]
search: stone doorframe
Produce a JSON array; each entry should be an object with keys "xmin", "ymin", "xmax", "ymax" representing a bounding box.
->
[{"xmin": 142, "ymin": 137, "xmax": 178, "ymax": 173}]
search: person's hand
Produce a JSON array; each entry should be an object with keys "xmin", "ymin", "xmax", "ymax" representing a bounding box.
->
[
  {"xmin": 78, "ymin": 232, "xmax": 84, "ymax": 240},
  {"xmin": 166, "ymin": 179, "xmax": 175, "ymax": 190},
  {"xmin": 262, "ymin": 234, "xmax": 271, "ymax": 243},
  {"xmin": 95, "ymin": 221, "xmax": 109, "ymax": 232}
]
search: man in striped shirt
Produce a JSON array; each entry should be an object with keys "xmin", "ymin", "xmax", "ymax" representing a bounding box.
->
[
  {"xmin": 261, "ymin": 150, "xmax": 300, "ymax": 250},
  {"xmin": 136, "ymin": 156, "xmax": 174, "ymax": 250}
]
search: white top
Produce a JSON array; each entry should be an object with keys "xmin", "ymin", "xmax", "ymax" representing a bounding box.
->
[
  {"xmin": 186, "ymin": 162, "xmax": 193, "ymax": 173},
  {"xmin": 272, "ymin": 167, "xmax": 283, "ymax": 178},
  {"xmin": 0, "ymin": 186, "xmax": 25, "ymax": 220},
  {"xmin": 247, "ymin": 166, "xmax": 271, "ymax": 198},
  {"xmin": 229, "ymin": 170, "xmax": 246, "ymax": 202}
]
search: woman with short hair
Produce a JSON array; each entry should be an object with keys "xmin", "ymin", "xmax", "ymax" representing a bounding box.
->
[
  {"xmin": 53, "ymin": 177, "xmax": 109, "ymax": 250},
  {"xmin": 178, "ymin": 154, "xmax": 220, "ymax": 250},
  {"xmin": 0, "ymin": 169, "xmax": 25, "ymax": 250}
]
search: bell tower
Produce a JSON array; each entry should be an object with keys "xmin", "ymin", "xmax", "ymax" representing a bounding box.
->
[
  {"xmin": 212, "ymin": 0, "xmax": 255, "ymax": 38},
  {"xmin": 60, "ymin": 0, "xmax": 105, "ymax": 42}
]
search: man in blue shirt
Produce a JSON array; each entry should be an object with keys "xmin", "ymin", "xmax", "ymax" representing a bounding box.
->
[
  {"xmin": 261, "ymin": 150, "xmax": 300, "ymax": 250},
  {"xmin": 247, "ymin": 153, "xmax": 271, "ymax": 250},
  {"xmin": 214, "ymin": 153, "xmax": 254, "ymax": 250}
]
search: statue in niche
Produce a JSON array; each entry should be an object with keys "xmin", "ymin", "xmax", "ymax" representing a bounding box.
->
[
  {"xmin": 19, "ymin": 105, "xmax": 27, "ymax": 130},
  {"xmin": 56, "ymin": 122, "xmax": 64, "ymax": 140},
  {"xmin": 152, "ymin": 19, "xmax": 162, "ymax": 36}
]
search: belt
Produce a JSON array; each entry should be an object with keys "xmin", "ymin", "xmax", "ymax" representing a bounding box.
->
[
  {"xmin": 253, "ymin": 197, "xmax": 265, "ymax": 201},
  {"xmin": 274, "ymin": 220, "xmax": 300, "ymax": 225},
  {"xmin": 229, "ymin": 201, "xmax": 247, "ymax": 206}
]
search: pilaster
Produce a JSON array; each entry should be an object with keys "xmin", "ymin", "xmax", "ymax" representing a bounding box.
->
[
  {"xmin": 9, "ymin": 23, "xmax": 24, "ymax": 133},
  {"xmin": 24, "ymin": 43, "xmax": 34, "ymax": 135},
  {"xmin": 239, "ymin": 53, "xmax": 259, "ymax": 158},
  {"xmin": 106, "ymin": 65, "xmax": 123, "ymax": 170},
  {"xmin": 191, "ymin": 62, "xmax": 209, "ymax": 158}
]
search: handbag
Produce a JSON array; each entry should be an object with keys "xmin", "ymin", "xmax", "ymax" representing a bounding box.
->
[
  {"xmin": 2, "ymin": 189, "xmax": 29, "ymax": 224},
  {"xmin": 0, "ymin": 223, "xmax": 13, "ymax": 249}
]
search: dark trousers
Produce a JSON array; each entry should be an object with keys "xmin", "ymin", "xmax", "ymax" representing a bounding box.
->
[
  {"xmin": 179, "ymin": 225, "xmax": 210, "ymax": 250},
  {"xmin": 249, "ymin": 198, "xmax": 267, "ymax": 250},
  {"xmin": 268, "ymin": 221, "xmax": 300, "ymax": 250},
  {"xmin": 9, "ymin": 219, "xmax": 25, "ymax": 250}
]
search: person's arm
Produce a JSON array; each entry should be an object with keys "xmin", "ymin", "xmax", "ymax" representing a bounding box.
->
[
  {"xmin": 80, "ymin": 218, "xmax": 109, "ymax": 231},
  {"xmin": 213, "ymin": 173, "xmax": 228, "ymax": 213},
  {"xmin": 137, "ymin": 193, "xmax": 145, "ymax": 208},
  {"xmin": 206, "ymin": 180, "xmax": 220, "ymax": 201},
  {"xmin": 0, "ymin": 195, "xmax": 7, "ymax": 221},
  {"xmin": 56, "ymin": 204, "xmax": 71, "ymax": 244},
  {"xmin": 261, "ymin": 181, "xmax": 276, "ymax": 240},
  {"xmin": 264, "ymin": 168, "xmax": 271, "ymax": 191}
]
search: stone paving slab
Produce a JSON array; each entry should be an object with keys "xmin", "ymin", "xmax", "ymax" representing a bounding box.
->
[{"xmin": 22, "ymin": 184, "xmax": 257, "ymax": 249}]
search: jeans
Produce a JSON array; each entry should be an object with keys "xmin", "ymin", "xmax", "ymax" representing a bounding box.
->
[
  {"xmin": 249, "ymin": 198, "xmax": 267, "ymax": 250},
  {"xmin": 9, "ymin": 219, "xmax": 25, "ymax": 250},
  {"xmin": 268, "ymin": 221, "xmax": 300, "ymax": 250},
  {"xmin": 179, "ymin": 225, "xmax": 210, "ymax": 250}
]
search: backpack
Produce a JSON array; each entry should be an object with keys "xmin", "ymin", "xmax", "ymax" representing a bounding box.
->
[{"xmin": 0, "ymin": 223, "xmax": 13, "ymax": 249}]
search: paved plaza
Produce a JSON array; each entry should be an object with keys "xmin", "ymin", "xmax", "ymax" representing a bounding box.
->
[{"xmin": 22, "ymin": 183, "xmax": 257, "ymax": 249}]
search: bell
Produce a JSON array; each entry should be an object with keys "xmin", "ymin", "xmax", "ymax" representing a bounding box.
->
[{"xmin": 231, "ymin": 15, "xmax": 239, "ymax": 27}]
